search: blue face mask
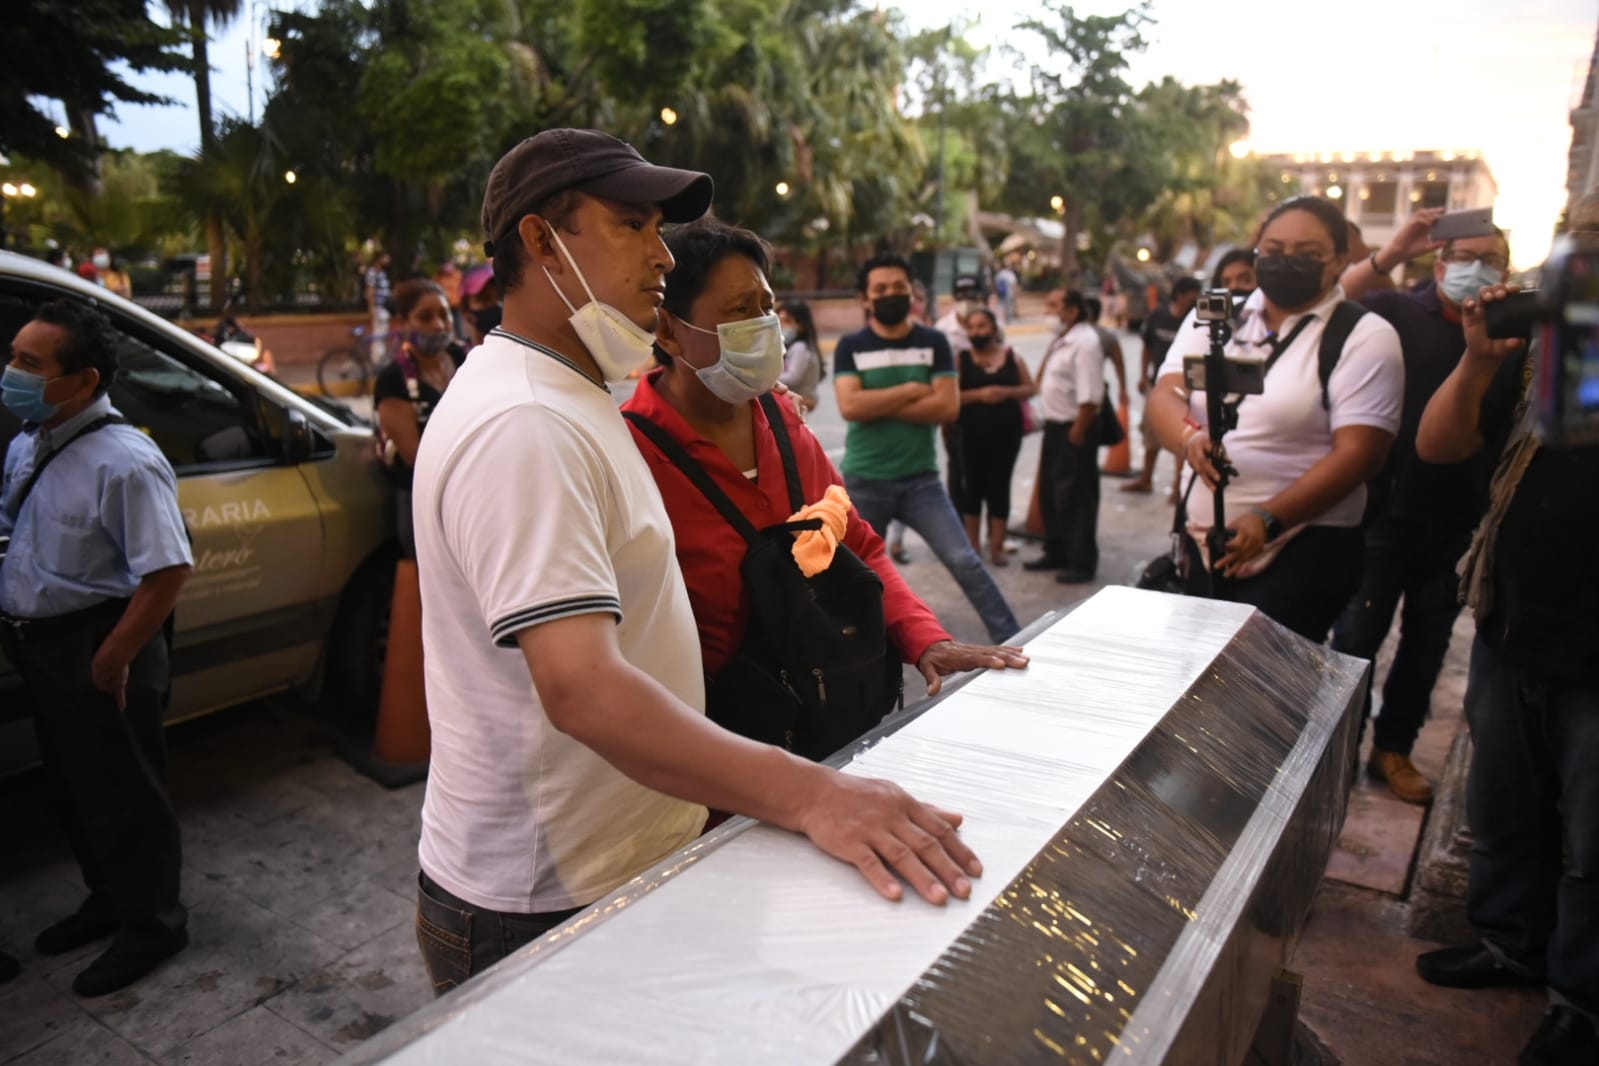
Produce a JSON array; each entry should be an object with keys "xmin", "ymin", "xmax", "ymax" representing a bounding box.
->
[
  {"xmin": 1, "ymin": 365, "xmax": 64, "ymax": 424},
  {"xmin": 1440, "ymin": 260, "xmax": 1505, "ymax": 306}
]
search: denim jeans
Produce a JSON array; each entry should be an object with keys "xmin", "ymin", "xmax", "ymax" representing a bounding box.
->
[
  {"xmin": 1331, "ymin": 511, "xmax": 1467, "ymax": 755},
  {"xmin": 844, "ymin": 471, "xmax": 1019, "ymax": 643},
  {"xmin": 414, "ymin": 871, "xmax": 581, "ymax": 997},
  {"xmin": 1463, "ymin": 636, "xmax": 1599, "ymax": 1013}
]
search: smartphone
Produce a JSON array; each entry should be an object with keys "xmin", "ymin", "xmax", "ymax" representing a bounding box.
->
[
  {"xmin": 1431, "ymin": 208, "xmax": 1497, "ymax": 242},
  {"xmin": 1484, "ymin": 290, "xmax": 1540, "ymax": 340},
  {"xmin": 1183, "ymin": 354, "xmax": 1266, "ymax": 396}
]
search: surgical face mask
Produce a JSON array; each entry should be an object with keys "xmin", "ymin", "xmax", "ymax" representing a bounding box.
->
[
  {"xmin": 872, "ymin": 293, "xmax": 912, "ymax": 327},
  {"xmin": 1254, "ymin": 253, "xmax": 1328, "ymax": 310},
  {"xmin": 969, "ymin": 332, "xmax": 995, "ymax": 349},
  {"xmin": 410, "ymin": 330, "xmax": 452, "ymax": 356},
  {"xmin": 542, "ymin": 228, "xmax": 658, "ymax": 382},
  {"xmin": 1, "ymin": 365, "xmax": 64, "ymax": 424},
  {"xmin": 679, "ymin": 312, "xmax": 785, "ymax": 404},
  {"xmin": 1439, "ymin": 260, "xmax": 1505, "ymax": 306},
  {"xmin": 93, "ymin": 252, "xmax": 111, "ymax": 270},
  {"xmin": 781, "ymin": 326, "xmax": 799, "ymax": 346}
]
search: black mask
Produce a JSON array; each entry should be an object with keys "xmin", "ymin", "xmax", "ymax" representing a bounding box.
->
[
  {"xmin": 872, "ymin": 294, "xmax": 912, "ymax": 327},
  {"xmin": 472, "ymin": 306, "xmax": 503, "ymax": 336},
  {"xmin": 969, "ymin": 334, "xmax": 994, "ymax": 349},
  {"xmin": 1254, "ymin": 255, "xmax": 1327, "ymax": 310}
]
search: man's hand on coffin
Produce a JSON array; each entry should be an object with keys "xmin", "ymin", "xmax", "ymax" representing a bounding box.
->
[
  {"xmin": 796, "ymin": 774, "xmax": 982, "ymax": 905},
  {"xmin": 917, "ymin": 640, "xmax": 1029, "ymax": 696}
]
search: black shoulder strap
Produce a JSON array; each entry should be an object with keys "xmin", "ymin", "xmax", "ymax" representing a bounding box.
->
[
  {"xmin": 1317, "ymin": 300, "xmax": 1369, "ymax": 411},
  {"xmin": 622, "ymin": 410, "xmax": 762, "ymax": 544},
  {"xmin": 1260, "ymin": 313, "xmax": 1317, "ymax": 377},
  {"xmin": 8, "ymin": 415, "xmax": 129, "ymax": 519},
  {"xmin": 758, "ymin": 393, "xmax": 806, "ymax": 513}
]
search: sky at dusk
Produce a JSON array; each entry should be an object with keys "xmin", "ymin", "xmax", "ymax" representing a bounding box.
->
[{"xmin": 95, "ymin": 0, "xmax": 1599, "ymax": 267}]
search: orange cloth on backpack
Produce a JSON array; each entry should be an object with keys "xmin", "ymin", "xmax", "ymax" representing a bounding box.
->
[{"xmin": 789, "ymin": 484, "xmax": 852, "ymax": 577}]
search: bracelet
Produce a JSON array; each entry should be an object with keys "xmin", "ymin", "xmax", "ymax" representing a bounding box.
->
[{"xmin": 1369, "ymin": 251, "xmax": 1387, "ymax": 275}]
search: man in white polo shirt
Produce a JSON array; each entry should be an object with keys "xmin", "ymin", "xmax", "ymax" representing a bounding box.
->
[
  {"xmin": 408, "ymin": 129, "xmax": 984, "ymax": 995},
  {"xmin": 1023, "ymin": 288, "xmax": 1105, "ymax": 583}
]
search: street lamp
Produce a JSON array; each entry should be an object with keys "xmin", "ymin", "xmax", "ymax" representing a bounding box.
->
[
  {"xmin": 1326, "ymin": 184, "xmax": 1344, "ymax": 200},
  {"xmin": 1049, "ymin": 194, "xmax": 1065, "ymax": 215},
  {"xmin": 1, "ymin": 179, "xmax": 39, "ymax": 250},
  {"xmin": 659, "ymin": 107, "xmax": 678, "ymax": 126},
  {"xmin": 54, "ymin": 126, "xmax": 69, "ymax": 140},
  {"xmin": 1228, "ymin": 139, "xmax": 1251, "ymax": 159},
  {"xmin": 284, "ymin": 170, "xmax": 297, "ymax": 184},
  {"xmin": 774, "ymin": 181, "xmax": 791, "ymax": 198},
  {"xmin": 1135, "ymin": 247, "xmax": 1151, "ymax": 263},
  {"xmin": 262, "ymin": 36, "xmax": 281, "ymax": 59}
]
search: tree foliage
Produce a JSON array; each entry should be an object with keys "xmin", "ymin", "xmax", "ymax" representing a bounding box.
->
[{"xmin": 0, "ymin": 0, "xmax": 186, "ymax": 183}]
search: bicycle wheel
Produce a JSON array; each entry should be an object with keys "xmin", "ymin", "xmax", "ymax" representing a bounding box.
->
[{"xmin": 317, "ymin": 346, "xmax": 371, "ymax": 397}]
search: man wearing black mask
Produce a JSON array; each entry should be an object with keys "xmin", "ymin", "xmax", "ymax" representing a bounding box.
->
[{"xmin": 832, "ymin": 252, "xmax": 1019, "ymax": 644}]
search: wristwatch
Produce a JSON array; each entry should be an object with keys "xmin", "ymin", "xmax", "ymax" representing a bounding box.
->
[{"xmin": 1250, "ymin": 506, "xmax": 1283, "ymax": 541}]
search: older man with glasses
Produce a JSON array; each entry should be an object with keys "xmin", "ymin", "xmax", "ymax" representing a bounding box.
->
[{"xmin": 1329, "ymin": 208, "xmax": 1513, "ymax": 805}]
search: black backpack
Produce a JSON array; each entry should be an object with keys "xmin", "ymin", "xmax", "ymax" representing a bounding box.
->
[{"xmin": 624, "ymin": 394, "xmax": 902, "ymax": 760}]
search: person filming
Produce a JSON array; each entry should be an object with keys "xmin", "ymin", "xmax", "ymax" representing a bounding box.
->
[{"xmin": 1146, "ymin": 196, "xmax": 1403, "ymax": 640}]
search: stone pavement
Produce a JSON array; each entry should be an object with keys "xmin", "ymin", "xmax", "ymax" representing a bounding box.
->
[{"xmin": 0, "ymin": 320, "xmax": 1537, "ymax": 1064}]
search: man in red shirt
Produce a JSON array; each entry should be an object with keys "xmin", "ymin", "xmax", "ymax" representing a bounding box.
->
[{"xmin": 621, "ymin": 219, "xmax": 1028, "ymax": 733}]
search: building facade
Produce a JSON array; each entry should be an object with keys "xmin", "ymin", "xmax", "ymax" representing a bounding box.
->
[{"xmin": 1261, "ymin": 151, "xmax": 1499, "ymax": 250}]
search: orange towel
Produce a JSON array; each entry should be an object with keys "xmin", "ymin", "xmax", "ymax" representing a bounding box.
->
[{"xmin": 789, "ymin": 484, "xmax": 851, "ymax": 577}]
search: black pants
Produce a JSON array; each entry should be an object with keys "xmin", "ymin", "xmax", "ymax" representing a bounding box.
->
[
  {"xmin": 1040, "ymin": 420, "xmax": 1100, "ymax": 574},
  {"xmin": 1183, "ymin": 524, "xmax": 1365, "ymax": 642},
  {"xmin": 1, "ymin": 600, "xmax": 185, "ymax": 949},
  {"xmin": 955, "ymin": 423, "xmax": 1024, "ymax": 521},
  {"xmin": 1330, "ymin": 511, "xmax": 1467, "ymax": 755},
  {"xmin": 415, "ymin": 871, "xmax": 582, "ymax": 996}
]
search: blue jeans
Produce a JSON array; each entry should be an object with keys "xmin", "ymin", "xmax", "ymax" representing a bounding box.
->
[
  {"xmin": 1463, "ymin": 635, "xmax": 1599, "ymax": 1012},
  {"xmin": 845, "ymin": 471, "xmax": 1019, "ymax": 643}
]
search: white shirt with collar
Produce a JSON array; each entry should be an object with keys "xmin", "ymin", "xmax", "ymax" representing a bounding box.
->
[
  {"xmin": 410, "ymin": 329, "xmax": 708, "ymax": 914},
  {"xmin": 1157, "ymin": 286, "xmax": 1404, "ymax": 528},
  {"xmin": 1037, "ymin": 320, "xmax": 1105, "ymax": 422}
]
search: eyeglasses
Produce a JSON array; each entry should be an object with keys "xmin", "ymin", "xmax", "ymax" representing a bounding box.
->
[{"xmin": 1441, "ymin": 249, "xmax": 1509, "ymax": 271}]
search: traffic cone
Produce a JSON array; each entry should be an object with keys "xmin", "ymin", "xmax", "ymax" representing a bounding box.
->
[
  {"xmin": 1103, "ymin": 399, "xmax": 1132, "ymax": 476},
  {"xmin": 373, "ymin": 559, "xmax": 431, "ymax": 768}
]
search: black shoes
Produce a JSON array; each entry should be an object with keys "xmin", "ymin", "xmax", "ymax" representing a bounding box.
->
[
  {"xmin": 0, "ymin": 950, "xmax": 18, "ymax": 985},
  {"xmin": 1022, "ymin": 555, "xmax": 1067, "ymax": 572},
  {"xmin": 1056, "ymin": 570, "xmax": 1096, "ymax": 584},
  {"xmin": 1519, "ymin": 1006, "xmax": 1599, "ymax": 1066},
  {"xmin": 1416, "ymin": 943, "xmax": 1544, "ymax": 989},
  {"xmin": 71, "ymin": 929, "xmax": 188, "ymax": 998},
  {"xmin": 35, "ymin": 908, "xmax": 120, "ymax": 956}
]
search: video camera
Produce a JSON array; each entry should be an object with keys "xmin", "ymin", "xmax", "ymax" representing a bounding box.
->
[
  {"xmin": 1182, "ymin": 288, "xmax": 1265, "ymax": 397},
  {"xmin": 1484, "ymin": 235, "xmax": 1599, "ymax": 448}
]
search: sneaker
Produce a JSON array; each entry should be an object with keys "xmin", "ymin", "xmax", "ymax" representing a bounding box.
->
[
  {"xmin": 1519, "ymin": 1006, "xmax": 1599, "ymax": 1066},
  {"xmin": 71, "ymin": 929, "xmax": 188, "ymax": 998},
  {"xmin": 1368, "ymin": 749, "xmax": 1434, "ymax": 804}
]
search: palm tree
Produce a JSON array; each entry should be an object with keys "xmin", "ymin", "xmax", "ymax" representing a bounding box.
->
[{"xmin": 164, "ymin": 0, "xmax": 244, "ymax": 310}]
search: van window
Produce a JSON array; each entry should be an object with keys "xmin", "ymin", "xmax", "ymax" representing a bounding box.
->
[{"xmin": 110, "ymin": 330, "xmax": 268, "ymax": 469}]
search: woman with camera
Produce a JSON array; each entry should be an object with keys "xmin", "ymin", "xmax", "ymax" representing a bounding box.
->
[{"xmin": 1146, "ymin": 196, "xmax": 1404, "ymax": 640}]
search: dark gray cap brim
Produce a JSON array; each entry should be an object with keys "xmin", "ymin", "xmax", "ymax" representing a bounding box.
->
[{"xmin": 578, "ymin": 163, "xmax": 714, "ymax": 224}]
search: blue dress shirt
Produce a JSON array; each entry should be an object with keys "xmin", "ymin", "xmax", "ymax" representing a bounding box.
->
[{"xmin": 0, "ymin": 394, "xmax": 194, "ymax": 619}]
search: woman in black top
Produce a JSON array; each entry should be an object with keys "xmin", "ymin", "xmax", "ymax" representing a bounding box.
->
[
  {"xmin": 373, "ymin": 279, "xmax": 468, "ymax": 559},
  {"xmin": 954, "ymin": 308, "xmax": 1037, "ymax": 565}
]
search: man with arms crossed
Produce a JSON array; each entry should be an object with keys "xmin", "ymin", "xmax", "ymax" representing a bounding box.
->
[{"xmin": 409, "ymin": 130, "xmax": 982, "ymax": 995}]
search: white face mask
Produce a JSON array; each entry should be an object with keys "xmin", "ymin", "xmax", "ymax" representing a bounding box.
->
[
  {"xmin": 679, "ymin": 312, "xmax": 785, "ymax": 404},
  {"xmin": 541, "ymin": 228, "xmax": 658, "ymax": 382}
]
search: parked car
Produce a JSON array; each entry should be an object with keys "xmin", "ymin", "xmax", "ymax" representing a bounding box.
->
[{"xmin": 0, "ymin": 252, "xmax": 396, "ymax": 776}]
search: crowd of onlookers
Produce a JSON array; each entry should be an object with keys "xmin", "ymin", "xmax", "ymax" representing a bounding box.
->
[{"xmin": 5, "ymin": 127, "xmax": 1595, "ymax": 1065}]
